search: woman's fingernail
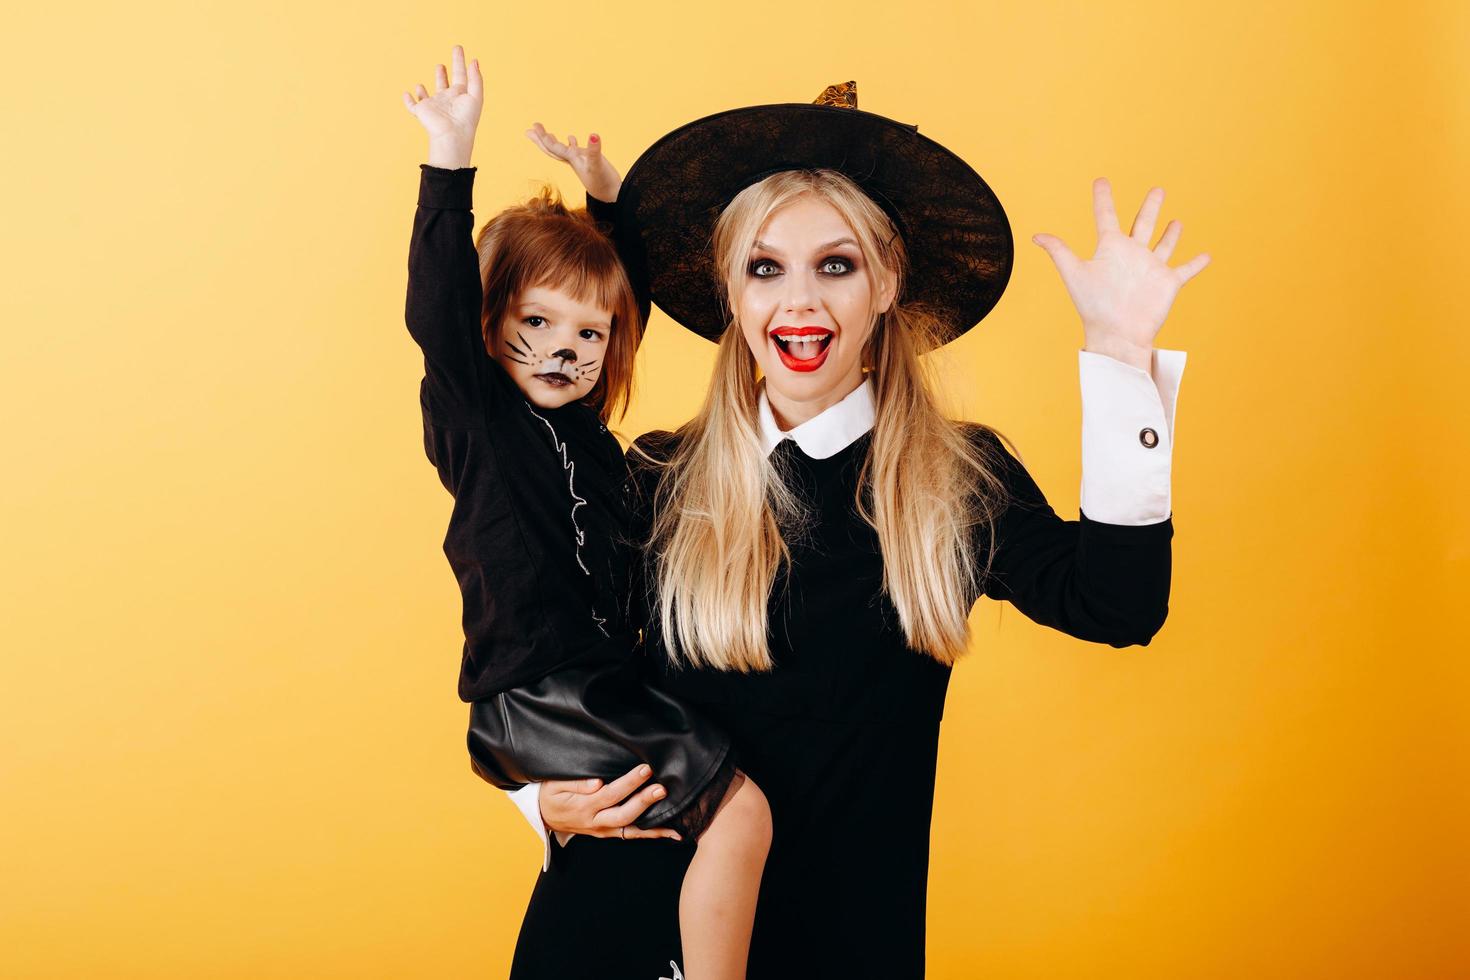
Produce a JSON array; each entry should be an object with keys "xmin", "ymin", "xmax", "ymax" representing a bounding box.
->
[
  {"xmin": 589, "ymin": 134, "xmax": 599, "ymax": 142},
  {"xmin": 640, "ymin": 765, "xmax": 651, "ymax": 776},
  {"xmin": 653, "ymin": 787, "xmax": 665, "ymax": 798}
]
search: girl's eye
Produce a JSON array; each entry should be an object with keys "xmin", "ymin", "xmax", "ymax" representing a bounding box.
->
[
  {"xmin": 579, "ymin": 329, "xmax": 605, "ymax": 342},
  {"xmin": 821, "ymin": 257, "xmax": 854, "ymax": 275},
  {"xmin": 524, "ymin": 316, "xmax": 547, "ymax": 328},
  {"xmin": 749, "ymin": 259, "xmax": 781, "ymax": 278}
]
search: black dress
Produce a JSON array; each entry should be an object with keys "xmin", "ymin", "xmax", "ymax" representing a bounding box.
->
[
  {"xmin": 406, "ymin": 163, "xmax": 738, "ymax": 835},
  {"xmin": 508, "ymin": 425, "xmax": 1173, "ymax": 979}
]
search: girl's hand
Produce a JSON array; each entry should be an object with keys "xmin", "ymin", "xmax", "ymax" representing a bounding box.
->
[
  {"xmin": 540, "ymin": 763, "xmax": 683, "ymax": 841},
  {"xmin": 525, "ymin": 122, "xmax": 623, "ymax": 203},
  {"xmin": 401, "ymin": 44, "xmax": 484, "ymax": 170},
  {"xmin": 1032, "ymin": 177, "xmax": 1211, "ymax": 369}
]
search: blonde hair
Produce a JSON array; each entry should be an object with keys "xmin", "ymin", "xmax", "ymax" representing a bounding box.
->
[
  {"xmin": 646, "ymin": 169, "xmax": 1016, "ymax": 672},
  {"xmin": 474, "ymin": 185, "xmax": 643, "ymax": 422}
]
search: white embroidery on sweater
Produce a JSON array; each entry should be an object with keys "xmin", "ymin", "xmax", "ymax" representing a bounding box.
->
[
  {"xmin": 524, "ymin": 404, "xmax": 610, "ymax": 637},
  {"xmin": 658, "ymin": 961, "xmax": 684, "ymax": 980}
]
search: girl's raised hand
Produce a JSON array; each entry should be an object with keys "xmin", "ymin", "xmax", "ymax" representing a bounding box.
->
[
  {"xmin": 1032, "ymin": 177, "xmax": 1211, "ymax": 365},
  {"xmin": 526, "ymin": 123, "xmax": 623, "ymax": 204},
  {"xmin": 401, "ymin": 45, "xmax": 484, "ymax": 170}
]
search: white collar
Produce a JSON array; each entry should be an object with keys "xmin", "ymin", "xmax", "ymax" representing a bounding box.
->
[{"xmin": 757, "ymin": 377, "xmax": 876, "ymax": 459}]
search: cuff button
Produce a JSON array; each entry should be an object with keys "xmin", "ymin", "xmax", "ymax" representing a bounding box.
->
[{"xmin": 1139, "ymin": 427, "xmax": 1159, "ymax": 448}]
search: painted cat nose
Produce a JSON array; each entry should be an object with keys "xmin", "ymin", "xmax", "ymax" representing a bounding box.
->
[{"xmin": 552, "ymin": 348, "xmax": 577, "ymax": 362}]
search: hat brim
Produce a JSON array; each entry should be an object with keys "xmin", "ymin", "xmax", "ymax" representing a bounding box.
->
[{"xmin": 618, "ymin": 102, "xmax": 1013, "ymax": 344}]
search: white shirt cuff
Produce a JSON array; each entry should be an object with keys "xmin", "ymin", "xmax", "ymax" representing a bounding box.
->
[
  {"xmin": 505, "ymin": 782, "xmax": 574, "ymax": 873},
  {"xmin": 507, "ymin": 782, "xmax": 551, "ymax": 873},
  {"xmin": 1078, "ymin": 347, "xmax": 1188, "ymax": 525}
]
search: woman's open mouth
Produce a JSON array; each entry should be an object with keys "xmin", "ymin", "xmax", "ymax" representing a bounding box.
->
[
  {"xmin": 534, "ymin": 372, "xmax": 573, "ymax": 388},
  {"xmin": 770, "ymin": 327, "xmax": 834, "ymax": 373}
]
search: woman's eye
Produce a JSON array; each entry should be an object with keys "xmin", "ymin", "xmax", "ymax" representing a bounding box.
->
[
  {"xmin": 524, "ymin": 316, "xmax": 547, "ymax": 328},
  {"xmin": 579, "ymin": 329, "xmax": 604, "ymax": 342},
  {"xmin": 821, "ymin": 257, "xmax": 853, "ymax": 275},
  {"xmin": 749, "ymin": 259, "xmax": 781, "ymax": 278}
]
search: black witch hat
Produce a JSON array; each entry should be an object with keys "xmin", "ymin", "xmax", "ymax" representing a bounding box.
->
[{"xmin": 615, "ymin": 81, "xmax": 1014, "ymax": 345}]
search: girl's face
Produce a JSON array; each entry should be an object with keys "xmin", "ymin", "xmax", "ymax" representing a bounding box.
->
[
  {"xmin": 492, "ymin": 285, "xmax": 612, "ymax": 410},
  {"xmin": 735, "ymin": 195, "xmax": 896, "ymax": 421}
]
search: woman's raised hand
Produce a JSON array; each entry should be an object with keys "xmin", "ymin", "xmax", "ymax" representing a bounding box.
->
[
  {"xmin": 525, "ymin": 123, "xmax": 623, "ymax": 204},
  {"xmin": 401, "ymin": 44, "xmax": 484, "ymax": 171},
  {"xmin": 539, "ymin": 763, "xmax": 683, "ymax": 841},
  {"xmin": 1032, "ymin": 177, "xmax": 1211, "ymax": 367}
]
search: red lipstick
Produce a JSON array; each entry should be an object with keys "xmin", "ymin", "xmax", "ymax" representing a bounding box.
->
[{"xmin": 770, "ymin": 326, "xmax": 834, "ymax": 373}]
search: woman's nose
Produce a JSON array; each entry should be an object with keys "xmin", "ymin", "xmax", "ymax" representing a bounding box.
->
[
  {"xmin": 552, "ymin": 348, "xmax": 577, "ymax": 362},
  {"xmin": 783, "ymin": 273, "xmax": 817, "ymax": 312}
]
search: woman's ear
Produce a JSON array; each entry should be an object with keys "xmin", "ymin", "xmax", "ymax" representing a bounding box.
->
[{"xmin": 875, "ymin": 263, "xmax": 899, "ymax": 314}]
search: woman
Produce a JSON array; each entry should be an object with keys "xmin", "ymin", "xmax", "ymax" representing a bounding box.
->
[{"xmin": 483, "ymin": 83, "xmax": 1206, "ymax": 978}]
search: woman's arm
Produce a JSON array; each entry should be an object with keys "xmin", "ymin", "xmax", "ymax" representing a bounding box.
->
[
  {"xmin": 983, "ymin": 177, "xmax": 1207, "ymax": 644},
  {"xmin": 977, "ymin": 346, "xmax": 1186, "ymax": 646}
]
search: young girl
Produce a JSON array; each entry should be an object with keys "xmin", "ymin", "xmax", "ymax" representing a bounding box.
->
[{"xmin": 400, "ymin": 46, "xmax": 771, "ymax": 980}]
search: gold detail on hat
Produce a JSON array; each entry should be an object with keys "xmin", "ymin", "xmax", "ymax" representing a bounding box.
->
[{"xmin": 813, "ymin": 81, "xmax": 858, "ymax": 109}]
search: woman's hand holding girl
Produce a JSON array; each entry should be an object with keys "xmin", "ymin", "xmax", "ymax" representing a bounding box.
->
[
  {"xmin": 401, "ymin": 44, "xmax": 483, "ymax": 170},
  {"xmin": 1032, "ymin": 177, "xmax": 1211, "ymax": 372},
  {"xmin": 540, "ymin": 763, "xmax": 683, "ymax": 841}
]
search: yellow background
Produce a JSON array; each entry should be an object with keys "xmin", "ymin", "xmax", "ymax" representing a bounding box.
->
[{"xmin": 3, "ymin": 0, "xmax": 1466, "ymax": 976}]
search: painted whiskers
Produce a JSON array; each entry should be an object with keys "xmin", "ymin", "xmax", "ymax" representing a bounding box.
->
[{"xmin": 503, "ymin": 331, "xmax": 601, "ymax": 387}]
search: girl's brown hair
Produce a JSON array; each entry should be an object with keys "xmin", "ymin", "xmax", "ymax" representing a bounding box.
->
[{"xmin": 473, "ymin": 186, "xmax": 643, "ymax": 421}]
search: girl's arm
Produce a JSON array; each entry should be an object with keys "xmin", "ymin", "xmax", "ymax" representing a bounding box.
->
[
  {"xmin": 525, "ymin": 125, "xmax": 651, "ymax": 327},
  {"xmin": 976, "ymin": 346, "xmax": 1186, "ymax": 646},
  {"xmin": 406, "ymin": 163, "xmax": 487, "ymax": 432},
  {"xmin": 402, "ymin": 46, "xmax": 487, "ymax": 432}
]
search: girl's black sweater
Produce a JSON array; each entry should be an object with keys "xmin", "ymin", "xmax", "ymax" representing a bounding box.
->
[{"xmin": 405, "ymin": 164, "xmax": 638, "ymax": 700}]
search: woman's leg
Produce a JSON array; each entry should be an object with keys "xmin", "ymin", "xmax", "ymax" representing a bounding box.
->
[{"xmin": 677, "ymin": 770, "xmax": 772, "ymax": 980}]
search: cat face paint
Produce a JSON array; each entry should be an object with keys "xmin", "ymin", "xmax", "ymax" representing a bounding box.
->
[{"xmin": 493, "ymin": 285, "xmax": 612, "ymax": 410}]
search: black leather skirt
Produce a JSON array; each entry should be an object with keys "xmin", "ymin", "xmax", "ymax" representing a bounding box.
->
[{"xmin": 466, "ymin": 637, "xmax": 739, "ymax": 839}]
